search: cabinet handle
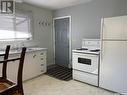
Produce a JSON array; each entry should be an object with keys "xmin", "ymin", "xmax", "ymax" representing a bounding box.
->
[
  {"xmin": 41, "ymin": 58, "xmax": 43, "ymax": 60},
  {"xmin": 33, "ymin": 54, "xmax": 36, "ymax": 58},
  {"xmin": 41, "ymin": 70, "xmax": 44, "ymax": 72},
  {"xmin": 40, "ymin": 53, "xmax": 44, "ymax": 55},
  {"xmin": 41, "ymin": 64, "xmax": 44, "ymax": 66}
]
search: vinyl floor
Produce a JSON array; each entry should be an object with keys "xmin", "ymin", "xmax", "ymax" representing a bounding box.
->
[{"xmin": 23, "ymin": 75, "xmax": 116, "ymax": 95}]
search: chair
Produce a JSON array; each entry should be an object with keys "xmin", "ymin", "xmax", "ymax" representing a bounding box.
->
[{"xmin": 0, "ymin": 45, "xmax": 26, "ymax": 95}]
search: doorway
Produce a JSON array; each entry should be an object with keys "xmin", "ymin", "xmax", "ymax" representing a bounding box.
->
[
  {"xmin": 46, "ymin": 16, "xmax": 72, "ymax": 81},
  {"xmin": 53, "ymin": 16, "xmax": 71, "ymax": 68}
]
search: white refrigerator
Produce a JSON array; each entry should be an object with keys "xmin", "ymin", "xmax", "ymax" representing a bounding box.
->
[{"xmin": 100, "ymin": 15, "xmax": 127, "ymax": 95}]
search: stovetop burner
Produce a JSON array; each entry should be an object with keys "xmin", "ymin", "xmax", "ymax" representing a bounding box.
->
[
  {"xmin": 76, "ymin": 48, "xmax": 88, "ymax": 50},
  {"xmin": 73, "ymin": 39, "xmax": 100, "ymax": 55}
]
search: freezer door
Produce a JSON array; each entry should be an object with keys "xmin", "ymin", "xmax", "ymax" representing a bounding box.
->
[
  {"xmin": 102, "ymin": 16, "xmax": 127, "ymax": 40},
  {"xmin": 100, "ymin": 41, "xmax": 127, "ymax": 94}
]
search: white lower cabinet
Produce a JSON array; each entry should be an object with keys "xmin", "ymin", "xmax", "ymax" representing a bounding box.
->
[
  {"xmin": 0, "ymin": 50, "xmax": 47, "ymax": 82},
  {"xmin": 0, "ymin": 54, "xmax": 20, "ymax": 83},
  {"xmin": 7, "ymin": 54, "xmax": 19, "ymax": 83},
  {"xmin": 23, "ymin": 50, "xmax": 47, "ymax": 81}
]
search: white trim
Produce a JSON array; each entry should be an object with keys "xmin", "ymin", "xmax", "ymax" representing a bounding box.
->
[
  {"xmin": 53, "ymin": 18, "xmax": 55, "ymax": 65},
  {"xmin": 0, "ymin": 14, "xmax": 32, "ymax": 41},
  {"xmin": 53, "ymin": 16, "xmax": 71, "ymax": 20},
  {"xmin": 53, "ymin": 16, "xmax": 72, "ymax": 68}
]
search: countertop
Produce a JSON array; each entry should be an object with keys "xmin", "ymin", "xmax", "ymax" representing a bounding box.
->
[{"xmin": 0, "ymin": 47, "xmax": 47, "ymax": 55}]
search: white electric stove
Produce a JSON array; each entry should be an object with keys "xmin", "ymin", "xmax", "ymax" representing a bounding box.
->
[{"xmin": 72, "ymin": 39, "xmax": 100, "ymax": 86}]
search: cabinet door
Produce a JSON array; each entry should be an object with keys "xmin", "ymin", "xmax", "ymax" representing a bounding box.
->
[
  {"xmin": 6, "ymin": 54, "xmax": 20, "ymax": 82},
  {"xmin": 7, "ymin": 59, "xmax": 19, "ymax": 83},
  {"xmin": 0, "ymin": 57, "xmax": 4, "ymax": 77},
  {"xmin": 0, "ymin": 54, "xmax": 20, "ymax": 82},
  {"xmin": 23, "ymin": 51, "xmax": 41, "ymax": 81}
]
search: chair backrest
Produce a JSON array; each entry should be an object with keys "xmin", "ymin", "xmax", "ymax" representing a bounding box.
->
[
  {"xmin": 0, "ymin": 46, "xmax": 26, "ymax": 85},
  {"xmin": 0, "ymin": 45, "xmax": 10, "ymax": 79},
  {"xmin": 17, "ymin": 47, "xmax": 26, "ymax": 87}
]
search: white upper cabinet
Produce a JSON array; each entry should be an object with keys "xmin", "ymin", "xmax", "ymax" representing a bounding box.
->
[{"xmin": 102, "ymin": 16, "xmax": 127, "ymax": 40}]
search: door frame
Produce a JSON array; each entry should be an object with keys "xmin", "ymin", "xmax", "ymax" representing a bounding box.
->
[{"xmin": 53, "ymin": 16, "xmax": 72, "ymax": 68}]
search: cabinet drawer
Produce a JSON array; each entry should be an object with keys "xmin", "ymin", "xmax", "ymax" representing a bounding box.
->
[
  {"xmin": 40, "ymin": 64, "xmax": 46, "ymax": 73},
  {"xmin": 40, "ymin": 51, "xmax": 46, "ymax": 57},
  {"xmin": 40, "ymin": 57, "xmax": 46, "ymax": 62}
]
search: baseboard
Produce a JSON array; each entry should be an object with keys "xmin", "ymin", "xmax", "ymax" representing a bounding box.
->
[{"xmin": 47, "ymin": 63, "xmax": 55, "ymax": 66}]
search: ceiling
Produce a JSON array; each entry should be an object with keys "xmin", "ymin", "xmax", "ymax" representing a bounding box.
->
[{"xmin": 23, "ymin": 0, "xmax": 92, "ymax": 10}]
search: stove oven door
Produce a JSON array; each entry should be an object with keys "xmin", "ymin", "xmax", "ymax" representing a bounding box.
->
[{"xmin": 72, "ymin": 52, "xmax": 99, "ymax": 75}]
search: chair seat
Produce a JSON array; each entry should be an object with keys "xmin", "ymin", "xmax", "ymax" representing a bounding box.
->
[
  {"xmin": 0, "ymin": 77, "xmax": 16, "ymax": 93},
  {"xmin": 0, "ymin": 82, "xmax": 11, "ymax": 92},
  {"xmin": 0, "ymin": 82, "xmax": 20, "ymax": 95}
]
